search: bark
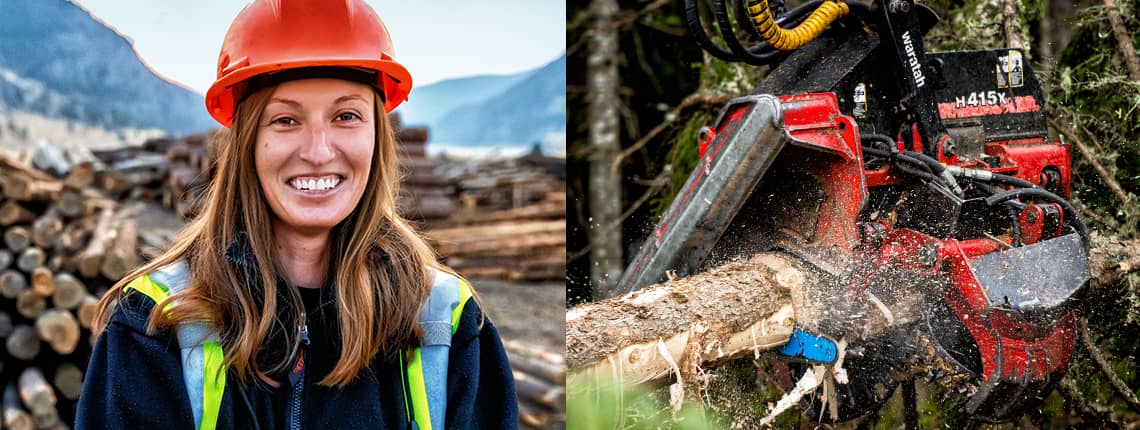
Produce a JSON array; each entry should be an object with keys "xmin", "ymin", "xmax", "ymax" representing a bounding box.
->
[
  {"xmin": 567, "ymin": 253, "xmax": 808, "ymax": 375},
  {"xmin": 587, "ymin": 0, "xmax": 625, "ymax": 298},
  {"xmin": 1104, "ymin": 0, "xmax": 1140, "ymax": 82},
  {"xmin": 0, "ymin": 202, "xmax": 35, "ymax": 226}
]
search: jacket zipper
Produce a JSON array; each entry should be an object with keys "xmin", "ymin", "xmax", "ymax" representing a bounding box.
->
[{"xmin": 287, "ymin": 321, "xmax": 309, "ymax": 430}]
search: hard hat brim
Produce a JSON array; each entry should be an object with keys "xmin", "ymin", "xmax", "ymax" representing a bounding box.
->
[{"xmin": 205, "ymin": 58, "xmax": 412, "ymax": 128}]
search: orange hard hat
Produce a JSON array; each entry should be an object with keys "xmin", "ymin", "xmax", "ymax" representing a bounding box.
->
[{"xmin": 204, "ymin": 0, "xmax": 412, "ymax": 127}]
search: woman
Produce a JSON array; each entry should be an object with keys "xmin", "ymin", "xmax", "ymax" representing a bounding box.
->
[{"xmin": 76, "ymin": 1, "xmax": 518, "ymax": 429}]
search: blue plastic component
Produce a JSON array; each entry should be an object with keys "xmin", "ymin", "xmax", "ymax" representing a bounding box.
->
[{"xmin": 777, "ymin": 328, "xmax": 838, "ymax": 364}]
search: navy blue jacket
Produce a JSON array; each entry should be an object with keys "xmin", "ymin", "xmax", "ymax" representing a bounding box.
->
[{"xmin": 76, "ymin": 280, "xmax": 518, "ymax": 429}]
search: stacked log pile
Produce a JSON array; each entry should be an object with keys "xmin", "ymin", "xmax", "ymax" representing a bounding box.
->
[
  {"xmin": 428, "ymin": 153, "xmax": 566, "ymax": 282},
  {"xmin": 392, "ymin": 116, "xmax": 454, "ymax": 224},
  {"xmin": 0, "ymin": 155, "xmax": 136, "ymax": 429},
  {"xmin": 504, "ymin": 340, "xmax": 565, "ymax": 429}
]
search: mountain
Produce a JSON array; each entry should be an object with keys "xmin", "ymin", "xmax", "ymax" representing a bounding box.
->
[
  {"xmin": 0, "ymin": 0, "xmax": 214, "ymax": 137},
  {"xmin": 399, "ymin": 55, "xmax": 566, "ymax": 153},
  {"xmin": 396, "ymin": 73, "xmax": 528, "ymax": 127}
]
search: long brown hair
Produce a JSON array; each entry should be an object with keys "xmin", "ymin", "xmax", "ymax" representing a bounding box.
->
[{"xmin": 93, "ymin": 84, "xmax": 443, "ymax": 388}]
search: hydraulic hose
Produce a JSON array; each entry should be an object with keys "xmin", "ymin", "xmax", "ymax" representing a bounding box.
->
[
  {"xmin": 685, "ymin": 0, "xmax": 739, "ymax": 61},
  {"xmin": 716, "ymin": 0, "xmax": 786, "ymax": 64},
  {"xmin": 861, "ymin": 146, "xmax": 947, "ymax": 186},
  {"xmin": 905, "ymin": 150, "xmax": 963, "ymax": 195},
  {"xmin": 747, "ymin": 0, "xmax": 849, "ymax": 50},
  {"xmin": 989, "ymin": 172, "xmax": 1038, "ymax": 189},
  {"xmin": 984, "ymin": 188, "xmax": 1090, "ymax": 250}
]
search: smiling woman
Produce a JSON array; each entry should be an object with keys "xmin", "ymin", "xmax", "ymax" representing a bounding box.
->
[{"xmin": 73, "ymin": 1, "xmax": 518, "ymax": 429}]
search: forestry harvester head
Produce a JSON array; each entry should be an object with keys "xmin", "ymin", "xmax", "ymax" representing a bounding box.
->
[{"xmin": 618, "ymin": 0, "xmax": 1090, "ymax": 423}]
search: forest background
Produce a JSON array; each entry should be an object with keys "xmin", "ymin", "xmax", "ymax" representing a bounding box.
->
[{"xmin": 565, "ymin": 0, "xmax": 1140, "ymax": 427}]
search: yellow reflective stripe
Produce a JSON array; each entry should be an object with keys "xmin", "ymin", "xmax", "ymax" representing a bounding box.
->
[
  {"xmin": 124, "ymin": 275, "xmax": 170, "ymax": 308},
  {"xmin": 407, "ymin": 348, "xmax": 432, "ymax": 430},
  {"xmin": 201, "ymin": 341, "xmax": 226, "ymax": 430},
  {"xmin": 450, "ymin": 278, "xmax": 473, "ymax": 334}
]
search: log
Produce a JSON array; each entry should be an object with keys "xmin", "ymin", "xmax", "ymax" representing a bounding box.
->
[
  {"xmin": 0, "ymin": 201, "xmax": 35, "ymax": 226},
  {"xmin": 56, "ymin": 187, "xmax": 90, "ymax": 218},
  {"xmin": 514, "ymin": 370, "xmax": 565, "ymax": 411},
  {"xmin": 52, "ymin": 273, "xmax": 87, "ymax": 310},
  {"xmin": 430, "ymin": 220, "xmax": 565, "ymax": 243},
  {"xmin": 16, "ymin": 289, "xmax": 45, "ymax": 319},
  {"xmin": 3, "ymin": 384, "xmax": 33, "ymax": 430},
  {"xmin": 433, "ymin": 231, "xmax": 565, "ymax": 256},
  {"xmin": 101, "ymin": 218, "xmax": 138, "ymax": 280},
  {"xmin": 76, "ymin": 208, "xmax": 114, "ymax": 278},
  {"xmin": 53, "ymin": 362, "xmax": 84, "ymax": 401},
  {"xmin": 518, "ymin": 400, "xmax": 555, "ymax": 429},
  {"xmin": 0, "ymin": 248, "xmax": 11, "ymax": 270},
  {"xmin": 31, "ymin": 408, "xmax": 60, "ymax": 430},
  {"xmin": 63, "ymin": 161, "xmax": 96, "ymax": 189},
  {"xmin": 18, "ymin": 368, "xmax": 55, "ymax": 416},
  {"xmin": 16, "ymin": 247, "xmax": 44, "ymax": 272},
  {"xmin": 35, "ymin": 310, "xmax": 80, "ymax": 355},
  {"xmin": 6, "ymin": 326, "xmax": 39, "ymax": 361},
  {"xmin": 56, "ymin": 214, "xmax": 95, "ymax": 254},
  {"xmin": 0, "ymin": 270, "xmax": 27, "ymax": 299},
  {"xmin": 95, "ymin": 170, "xmax": 132, "ymax": 195},
  {"xmin": 509, "ymin": 352, "xmax": 566, "ymax": 385},
  {"xmin": 31, "ymin": 209, "xmax": 62, "ymax": 249},
  {"xmin": 565, "ymin": 253, "xmax": 807, "ymax": 380},
  {"xmin": 3, "ymin": 226, "xmax": 32, "ymax": 252},
  {"xmin": 0, "ymin": 174, "xmax": 61, "ymax": 202},
  {"xmin": 30, "ymin": 267, "xmax": 53, "ymax": 297},
  {"xmin": 76, "ymin": 294, "xmax": 99, "ymax": 329},
  {"xmin": 452, "ymin": 198, "xmax": 566, "ymax": 225}
]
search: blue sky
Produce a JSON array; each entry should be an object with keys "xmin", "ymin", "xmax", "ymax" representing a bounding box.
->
[{"xmin": 74, "ymin": 0, "xmax": 566, "ymax": 94}]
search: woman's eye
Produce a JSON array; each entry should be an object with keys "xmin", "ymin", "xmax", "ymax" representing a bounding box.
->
[
  {"xmin": 336, "ymin": 112, "xmax": 362, "ymax": 122},
  {"xmin": 271, "ymin": 117, "xmax": 297, "ymax": 126}
]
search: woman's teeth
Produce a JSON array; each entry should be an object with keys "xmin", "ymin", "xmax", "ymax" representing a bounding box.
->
[{"xmin": 289, "ymin": 176, "xmax": 341, "ymax": 191}]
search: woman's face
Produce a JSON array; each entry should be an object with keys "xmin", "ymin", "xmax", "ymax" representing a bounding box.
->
[{"xmin": 255, "ymin": 78, "xmax": 375, "ymax": 234}]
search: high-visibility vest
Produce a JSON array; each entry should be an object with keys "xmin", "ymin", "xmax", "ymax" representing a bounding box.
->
[{"xmin": 124, "ymin": 261, "xmax": 472, "ymax": 430}]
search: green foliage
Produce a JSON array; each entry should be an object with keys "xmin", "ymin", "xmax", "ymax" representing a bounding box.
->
[{"xmin": 567, "ymin": 375, "xmax": 725, "ymax": 430}]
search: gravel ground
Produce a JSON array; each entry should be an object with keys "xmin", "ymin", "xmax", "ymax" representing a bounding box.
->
[{"xmin": 468, "ymin": 278, "xmax": 565, "ymax": 356}]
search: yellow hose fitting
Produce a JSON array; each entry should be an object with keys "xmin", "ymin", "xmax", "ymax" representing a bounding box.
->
[{"xmin": 747, "ymin": 0, "xmax": 849, "ymax": 51}]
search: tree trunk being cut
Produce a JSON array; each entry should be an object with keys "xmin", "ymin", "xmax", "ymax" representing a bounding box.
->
[
  {"xmin": 566, "ymin": 252, "xmax": 810, "ymax": 383},
  {"xmin": 567, "ymin": 238, "xmax": 1140, "ymax": 385}
]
